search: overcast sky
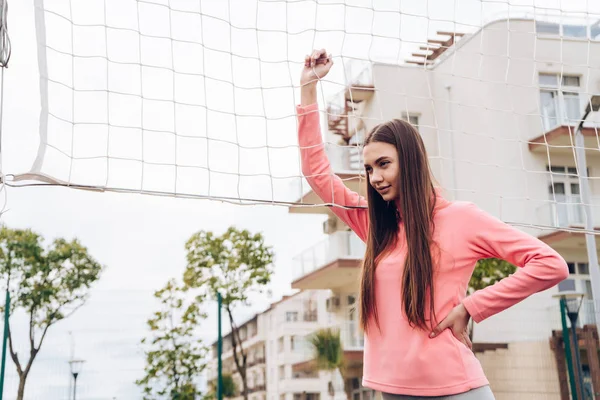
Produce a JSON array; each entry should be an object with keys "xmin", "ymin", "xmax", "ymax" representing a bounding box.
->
[{"xmin": 1, "ymin": 0, "xmax": 599, "ymax": 399}]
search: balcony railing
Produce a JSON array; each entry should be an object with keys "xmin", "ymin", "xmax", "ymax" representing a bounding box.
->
[
  {"xmin": 550, "ymin": 299, "xmax": 597, "ymax": 330},
  {"xmin": 536, "ymin": 195, "xmax": 600, "ymax": 228},
  {"xmin": 326, "ymin": 143, "xmax": 363, "ymax": 173},
  {"xmin": 527, "ymin": 96, "xmax": 600, "ymax": 143},
  {"xmin": 292, "ymin": 231, "xmax": 365, "ymax": 281},
  {"xmin": 248, "ymin": 356, "xmax": 266, "ymax": 368},
  {"xmin": 339, "ymin": 320, "xmax": 364, "ymax": 350},
  {"xmin": 248, "ymin": 384, "xmax": 266, "ymax": 394},
  {"xmin": 291, "ymin": 320, "xmax": 364, "ymax": 364}
]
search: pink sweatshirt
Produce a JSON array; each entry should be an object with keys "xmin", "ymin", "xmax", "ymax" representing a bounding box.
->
[{"xmin": 297, "ymin": 103, "xmax": 569, "ymax": 396}]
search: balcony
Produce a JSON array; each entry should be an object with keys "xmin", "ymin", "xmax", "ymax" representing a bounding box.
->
[
  {"xmin": 292, "ymin": 231, "xmax": 365, "ymax": 290},
  {"xmin": 247, "ymin": 356, "xmax": 266, "ymax": 368},
  {"xmin": 527, "ymin": 97, "xmax": 600, "ymax": 154},
  {"xmin": 289, "ymin": 145, "xmax": 366, "ymax": 216},
  {"xmin": 248, "ymin": 384, "xmax": 266, "ymax": 394},
  {"xmin": 339, "ymin": 320, "xmax": 364, "ymax": 350},
  {"xmin": 327, "ymin": 144, "xmax": 364, "ymax": 173},
  {"xmin": 536, "ymin": 195, "xmax": 600, "ymax": 229},
  {"xmin": 291, "ymin": 320, "xmax": 364, "ymax": 379},
  {"xmin": 528, "ymin": 125, "xmax": 600, "ymax": 154}
]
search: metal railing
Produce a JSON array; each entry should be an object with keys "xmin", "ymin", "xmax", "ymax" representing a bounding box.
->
[
  {"xmin": 326, "ymin": 143, "xmax": 364, "ymax": 172},
  {"xmin": 292, "ymin": 231, "xmax": 365, "ymax": 281},
  {"xmin": 339, "ymin": 320, "xmax": 364, "ymax": 350},
  {"xmin": 536, "ymin": 195, "xmax": 600, "ymax": 228}
]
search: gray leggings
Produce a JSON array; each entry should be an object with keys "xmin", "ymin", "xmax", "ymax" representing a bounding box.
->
[{"xmin": 381, "ymin": 385, "xmax": 495, "ymax": 400}]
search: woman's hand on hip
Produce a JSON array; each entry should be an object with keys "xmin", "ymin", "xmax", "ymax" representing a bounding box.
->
[{"xmin": 429, "ymin": 303, "xmax": 472, "ymax": 350}]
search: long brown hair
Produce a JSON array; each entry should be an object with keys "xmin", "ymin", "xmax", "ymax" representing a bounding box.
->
[{"xmin": 358, "ymin": 119, "xmax": 438, "ymax": 333}]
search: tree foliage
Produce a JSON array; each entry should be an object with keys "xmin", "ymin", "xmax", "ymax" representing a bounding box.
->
[
  {"xmin": 183, "ymin": 227, "xmax": 274, "ymax": 400},
  {"xmin": 309, "ymin": 328, "xmax": 346, "ymax": 400},
  {"xmin": 206, "ymin": 373, "xmax": 237, "ymax": 399},
  {"xmin": 136, "ymin": 279, "xmax": 208, "ymax": 400},
  {"xmin": 467, "ymin": 258, "xmax": 517, "ymax": 340},
  {"xmin": 0, "ymin": 226, "xmax": 103, "ymax": 400},
  {"xmin": 309, "ymin": 328, "xmax": 344, "ymax": 372},
  {"xmin": 469, "ymin": 258, "xmax": 517, "ymax": 293}
]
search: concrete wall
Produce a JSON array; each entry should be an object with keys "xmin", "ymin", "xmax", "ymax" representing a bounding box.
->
[{"xmin": 477, "ymin": 340, "xmax": 561, "ymax": 400}]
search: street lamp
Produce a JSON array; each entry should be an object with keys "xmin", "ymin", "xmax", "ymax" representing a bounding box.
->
[
  {"xmin": 554, "ymin": 291, "xmax": 586, "ymax": 399},
  {"xmin": 573, "ymin": 94, "xmax": 600, "ymax": 338},
  {"xmin": 68, "ymin": 359, "xmax": 85, "ymax": 400}
]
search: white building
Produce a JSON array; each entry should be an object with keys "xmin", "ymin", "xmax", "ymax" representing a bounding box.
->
[
  {"xmin": 207, "ymin": 290, "xmax": 374, "ymax": 400},
  {"xmin": 290, "ymin": 17, "xmax": 600, "ymax": 400}
]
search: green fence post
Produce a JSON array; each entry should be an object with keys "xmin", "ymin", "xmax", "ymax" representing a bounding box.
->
[
  {"xmin": 0, "ymin": 290, "xmax": 10, "ymax": 400},
  {"xmin": 560, "ymin": 297, "xmax": 578, "ymax": 400}
]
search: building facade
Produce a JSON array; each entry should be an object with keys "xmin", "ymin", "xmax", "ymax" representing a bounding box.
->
[
  {"xmin": 290, "ymin": 17, "xmax": 600, "ymax": 400},
  {"xmin": 207, "ymin": 290, "xmax": 374, "ymax": 400}
]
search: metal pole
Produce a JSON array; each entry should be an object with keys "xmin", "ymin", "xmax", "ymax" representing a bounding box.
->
[
  {"xmin": 570, "ymin": 318, "xmax": 585, "ymax": 399},
  {"xmin": 574, "ymin": 107, "xmax": 600, "ymax": 336},
  {"xmin": 73, "ymin": 373, "xmax": 78, "ymax": 400},
  {"xmin": 0, "ymin": 290, "xmax": 9, "ymax": 400},
  {"xmin": 217, "ymin": 292, "xmax": 223, "ymax": 400},
  {"xmin": 560, "ymin": 298, "xmax": 578, "ymax": 400}
]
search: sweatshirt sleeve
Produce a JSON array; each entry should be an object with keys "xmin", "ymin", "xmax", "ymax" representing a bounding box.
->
[
  {"xmin": 461, "ymin": 202, "xmax": 569, "ymax": 323},
  {"xmin": 296, "ymin": 103, "xmax": 369, "ymax": 241}
]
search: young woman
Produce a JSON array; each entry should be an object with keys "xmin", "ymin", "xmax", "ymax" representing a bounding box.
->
[{"xmin": 297, "ymin": 49, "xmax": 569, "ymax": 399}]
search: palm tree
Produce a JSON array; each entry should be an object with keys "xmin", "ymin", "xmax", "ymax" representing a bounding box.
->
[{"xmin": 308, "ymin": 328, "xmax": 347, "ymax": 400}]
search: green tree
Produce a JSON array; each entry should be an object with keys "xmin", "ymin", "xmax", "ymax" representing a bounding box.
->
[
  {"xmin": 309, "ymin": 328, "xmax": 347, "ymax": 400},
  {"xmin": 467, "ymin": 258, "xmax": 517, "ymax": 340},
  {"xmin": 0, "ymin": 226, "xmax": 103, "ymax": 400},
  {"xmin": 205, "ymin": 373, "xmax": 237, "ymax": 399},
  {"xmin": 183, "ymin": 227, "xmax": 274, "ymax": 400},
  {"xmin": 136, "ymin": 279, "xmax": 208, "ymax": 400}
]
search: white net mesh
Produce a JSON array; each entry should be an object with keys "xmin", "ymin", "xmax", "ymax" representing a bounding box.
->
[
  {"xmin": 1, "ymin": 0, "xmax": 598, "ymax": 396},
  {"xmin": 17, "ymin": 0, "xmax": 600, "ymax": 222}
]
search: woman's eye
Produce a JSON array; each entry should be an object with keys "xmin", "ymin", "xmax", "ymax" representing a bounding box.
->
[{"xmin": 380, "ymin": 161, "xmax": 389, "ymax": 167}]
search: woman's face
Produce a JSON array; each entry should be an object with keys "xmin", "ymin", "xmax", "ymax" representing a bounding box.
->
[{"xmin": 363, "ymin": 141, "xmax": 400, "ymax": 202}]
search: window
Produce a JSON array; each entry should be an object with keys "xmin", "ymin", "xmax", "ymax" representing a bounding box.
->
[
  {"xmin": 402, "ymin": 113, "xmax": 419, "ymax": 130},
  {"xmin": 278, "ymin": 337, "xmax": 284, "ymax": 352},
  {"xmin": 279, "ymin": 365, "xmax": 285, "ymax": 380},
  {"xmin": 592, "ymin": 21, "xmax": 600, "ymax": 40},
  {"xmin": 536, "ymin": 20, "xmax": 599, "ymax": 39},
  {"xmin": 559, "ymin": 261, "xmax": 594, "ymax": 328},
  {"xmin": 347, "ymin": 295, "xmax": 356, "ymax": 305},
  {"xmin": 539, "ymin": 73, "xmax": 581, "ymax": 131},
  {"xmin": 286, "ymin": 311, "xmax": 299, "ymax": 322},
  {"xmin": 546, "ymin": 165, "xmax": 584, "ymax": 227},
  {"xmin": 563, "ymin": 24, "xmax": 587, "ymax": 38},
  {"xmin": 248, "ymin": 322, "xmax": 257, "ymax": 338},
  {"xmin": 349, "ymin": 378, "xmax": 375, "ymax": 400},
  {"xmin": 536, "ymin": 21, "xmax": 560, "ymax": 35},
  {"xmin": 584, "ymin": 280, "xmax": 594, "ymax": 299},
  {"xmin": 291, "ymin": 335, "xmax": 310, "ymax": 353},
  {"xmin": 302, "ymin": 300, "xmax": 318, "ymax": 322}
]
